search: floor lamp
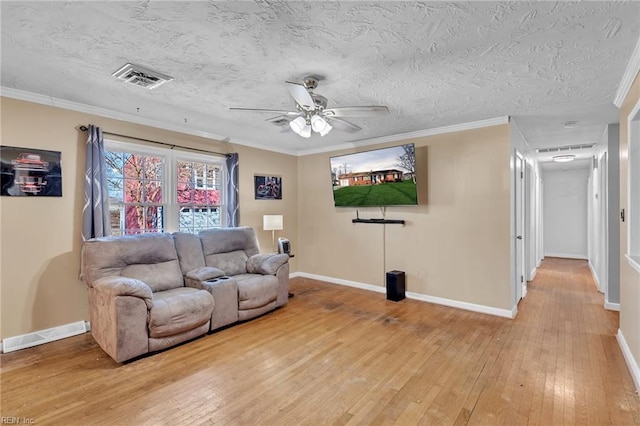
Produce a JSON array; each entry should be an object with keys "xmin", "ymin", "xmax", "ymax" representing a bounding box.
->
[{"xmin": 263, "ymin": 214, "xmax": 283, "ymax": 252}]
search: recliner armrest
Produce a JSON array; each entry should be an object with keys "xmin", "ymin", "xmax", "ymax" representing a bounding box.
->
[
  {"xmin": 247, "ymin": 253, "xmax": 289, "ymax": 275},
  {"xmin": 93, "ymin": 276, "xmax": 153, "ymax": 309},
  {"xmin": 186, "ymin": 266, "xmax": 226, "ymax": 281}
]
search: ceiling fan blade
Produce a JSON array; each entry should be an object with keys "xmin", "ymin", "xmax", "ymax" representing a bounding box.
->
[
  {"xmin": 326, "ymin": 117, "xmax": 362, "ymax": 133},
  {"xmin": 323, "ymin": 106, "xmax": 389, "ymax": 117},
  {"xmin": 285, "ymin": 81, "xmax": 314, "ymax": 110},
  {"xmin": 230, "ymin": 107, "xmax": 300, "ymax": 115}
]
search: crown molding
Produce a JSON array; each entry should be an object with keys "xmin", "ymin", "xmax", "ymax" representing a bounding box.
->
[
  {"xmin": 295, "ymin": 116, "xmax": 510, "ymax": 156},
  {"xmin": 614, "ymin": 36, "xmax": 640, "ymax": 108},
  {"xmin": 2, "ymin": 87, "xmax": 509, "ymax": 158},
  {"xmin": 0, "ymin": 87, "xmax": 299, "ymax": 156}
]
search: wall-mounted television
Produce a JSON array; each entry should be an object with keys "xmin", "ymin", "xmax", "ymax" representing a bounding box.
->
[{"xmin": 330, "ymin": 143, "xmax": 417, "ymax": 207}]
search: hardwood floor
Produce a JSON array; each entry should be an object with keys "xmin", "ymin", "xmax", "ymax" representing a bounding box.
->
[{"xmin": 1, "ymin": 258, "xmax": 638, "ymax": 425}]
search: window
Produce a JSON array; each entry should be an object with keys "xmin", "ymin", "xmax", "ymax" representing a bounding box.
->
[
  {"xmin": 177, "ymin": 160, "xmax": 222, "ymax": 234},
  {"xmin": 105, "ymin": 151, "xmax": 165, "ymax": 235},
  {"xmin": 105, "ymin": 140, "xmax": 225, "ymax": 235}
]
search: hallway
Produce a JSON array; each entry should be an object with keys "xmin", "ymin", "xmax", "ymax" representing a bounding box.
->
[{"xmin": 486, "ymin": 256, "xmax": 639, "ymax": 424}]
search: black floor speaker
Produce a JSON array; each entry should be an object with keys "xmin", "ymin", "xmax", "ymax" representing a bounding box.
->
[{"xmin": 386, "ymin": 270, "xmax": 406, "ymax": 301}]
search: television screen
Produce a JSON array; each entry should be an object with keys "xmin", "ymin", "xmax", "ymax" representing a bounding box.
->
[{"xmin": 330, "ymin": 143, "xmax": 417, "ymax": 207}]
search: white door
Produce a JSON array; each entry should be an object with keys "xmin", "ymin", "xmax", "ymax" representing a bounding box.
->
[{"xmin": 515, "ymin": 152, "xmax": 525, "ymax": 301}]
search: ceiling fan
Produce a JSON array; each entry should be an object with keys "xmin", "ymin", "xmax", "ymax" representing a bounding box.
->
[{"xmin": 230, "ymin": 76, "xmax": 389, "ymax": 138}]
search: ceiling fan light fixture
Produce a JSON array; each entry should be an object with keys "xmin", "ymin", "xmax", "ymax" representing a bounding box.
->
[
  {"xmin": 300, "ymin": 123, "xmax": 311, "ymax": 138},
  {"xmin": 289, "ymin": 116, "xmax": 307, "ymax": 135},
  {"xmin": 311, "ymin": 114, "xmax": 332, "ymax": 136},
  {"xmin": 311, "ymin": 114, "xmax": 327, "ymax": 132},
  {"xmin": 318, "ymin": 122, "xmax": 332, "ymax": 136}
]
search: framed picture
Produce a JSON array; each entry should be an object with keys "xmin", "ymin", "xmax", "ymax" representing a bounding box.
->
[
  {"xmin": 254, "ymin": 175, "xmax": 282, "ymax": 200},
  {"xmin": 0, "ymin": 145, "xmax": 62, "ymax": 197}
]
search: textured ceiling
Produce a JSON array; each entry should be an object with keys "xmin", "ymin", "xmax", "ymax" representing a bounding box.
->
[{"xmin": 1, "ymin": 1, "xmax": 639, "ymax": 159}]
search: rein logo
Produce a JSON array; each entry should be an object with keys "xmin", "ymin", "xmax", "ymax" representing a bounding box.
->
[{"xmin": 0, "ymin": 417, "xmax": 35, "ymax": 424}]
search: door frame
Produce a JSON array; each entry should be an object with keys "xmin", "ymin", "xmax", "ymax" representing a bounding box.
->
[{"xmin": 514, "ymin": 150, "xmax": 526, "ymax": 303}]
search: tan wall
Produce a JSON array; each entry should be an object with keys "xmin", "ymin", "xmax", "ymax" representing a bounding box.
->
[
  {"xmin": 0, "ymin": 97, "xmax": 298, "ymax": 339},
  {"xmin": 619, "ymin": 72, "xmax": 640, "ymax": 373},
  {"xmin": 298, "ymin": 124, "xmax": 512, "ymax": 310}
]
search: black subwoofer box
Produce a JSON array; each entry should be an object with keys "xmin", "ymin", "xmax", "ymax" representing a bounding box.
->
[{"xmin": 386, "ymin": 270, "xmax": 406, "ymax": 302}]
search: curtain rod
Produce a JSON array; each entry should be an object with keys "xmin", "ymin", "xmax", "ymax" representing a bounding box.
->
[{"xmin": 78, "ymin": 125, "xmax": 228, "ymax": 157}]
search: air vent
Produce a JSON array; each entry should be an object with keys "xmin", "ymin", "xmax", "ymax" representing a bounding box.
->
[
  {"xmin": 266, "ymin": 115, "xmax": 294, "ymax": 127},
  {"xmin": 2, "ymin": 321, "xmax": 87, "ymax": 353},
  {"xmin": 112, "ymin": 63, "xmax": 173, "ymax": 89},
  {"xmin": 270, "ymin": 118, "xmax": 291, "ymax": 126},
  {"xmin": 536, "ymin": 143, "xmax": 595, "ymax": 153}
]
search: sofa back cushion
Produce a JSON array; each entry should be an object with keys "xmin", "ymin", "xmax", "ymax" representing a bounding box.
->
[
  {"xmin": 172, "ymin": 232, "xmax": 206, "ymax": 275},
  {"xmin": 82, "ymin": 233, "xmax": 184, "ymax": 292},
  {"xmin": 198, "ymin": 227, "xmax": 260, "ymax": 275}
]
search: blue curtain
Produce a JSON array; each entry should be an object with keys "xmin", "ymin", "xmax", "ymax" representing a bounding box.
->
[
  {"xmin": 225, "ymin": 153, "xmax": 239, "ymax": 227},
  {"xmin": 82, "ymin": 125, "xmax": 110, "ymax": 240}
]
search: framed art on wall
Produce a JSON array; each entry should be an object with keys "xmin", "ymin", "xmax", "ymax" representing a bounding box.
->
[
  {"xmin": 254, "ymin": 175, "xmax": 282, "ymax": 200},
  {"xmin": 0, "ymin": 145, "xmax": 62, "ymax": 197}
]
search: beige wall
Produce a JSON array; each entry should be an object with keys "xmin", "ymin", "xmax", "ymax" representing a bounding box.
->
[
  {"xmin": 0, "ymin": 97, "xmax": 298, "ymax": 339},
  {"xmin": 619, "ymin": 72, "xmax": 640, "ymax": 374},
  {"xmin": 298, "ymin": 124, "xmax": 512, "ymax": 310},
  {"xmin": 0, "ymin": 97, "xmax": 513, "ymax": 339}
]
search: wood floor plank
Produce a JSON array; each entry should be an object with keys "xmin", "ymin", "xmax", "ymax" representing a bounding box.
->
[{"xmin": 1, "ymin": 257, "xmax": 638, "ymax": 425}]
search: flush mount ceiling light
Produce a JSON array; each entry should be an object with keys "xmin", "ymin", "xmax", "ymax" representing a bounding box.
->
[
  {"xmin": 563, "ymin": 121, "xmax": 579, "ymax": 128},
  {"xmin": 552, "ymin": 155, "xmax": 576, "ymax": 162}
]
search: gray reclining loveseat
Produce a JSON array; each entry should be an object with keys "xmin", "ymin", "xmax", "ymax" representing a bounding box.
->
[{"xmin": 81, "ymin": 227, "xmax": 289, "ymax": 362}]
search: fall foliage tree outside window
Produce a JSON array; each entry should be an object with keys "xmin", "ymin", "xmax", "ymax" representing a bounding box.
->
[{"xmin": 105, "ymin": 142, "xmax": 224, "ymax": 235}]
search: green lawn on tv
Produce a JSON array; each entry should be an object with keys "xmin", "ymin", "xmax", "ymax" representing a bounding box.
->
[{"xmin": 333, "ymin": 180, "xmax": 417, "ymax": 207}]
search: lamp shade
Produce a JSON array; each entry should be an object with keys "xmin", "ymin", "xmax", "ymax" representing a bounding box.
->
[
  {"xmin": 263, "ymin": 215, "xmax": 283, "ymax": 231},
  {"xmin": 289, "ymin": 116, "xmax": 307, "ymax": 135},
  {"xmin": 311, "ymin": 115, "xmax": 332, "ymax": 137},
  {"xmin": 300, "ymin": 123, "xmax": 311, "ymax": 138},
  {"xmin": 318, "ymin": 121, "xmax": 332, "ymax": 136},
  {"xmin": 311, "ymin": 115, "xmax": 327, "ymax": 132}
]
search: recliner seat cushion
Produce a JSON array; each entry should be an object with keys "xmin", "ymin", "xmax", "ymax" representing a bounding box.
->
[
  {"xmin": 149, "ymin": 288, "xmax": 214, "ymax": 338},
  {"xmin": 235, "ymin": 274, "xmax": 278, "ymax": 310}
]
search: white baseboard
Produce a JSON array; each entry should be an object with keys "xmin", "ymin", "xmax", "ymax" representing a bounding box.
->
[
  {"xmin": 605, "ymin": 301, "xmax": 620, "ymax": 311},
  {"xmin": 294, "ymin": 272, "xmax": 385, "ymax": 294},
  {"xmin": 528, "ymin": 267, "xmax": 537, "ymax": 281},
  {"xmin": 617, "ymin": 329, "xmax": 640, "ymax": 392},
  {"xmin": 292, "ymin": 272, "xmax": 515, "ymax": 319},
  {"xmin": 1, "ymin": 321, "xmax": 88, "ymax": 353},
  {"xmin": 588, "ymin": 260, "xmax": 603, "ymax": 292},
  {"xmin": 544, "ymin": 253, "xmax": 588, "ymax": 260}
]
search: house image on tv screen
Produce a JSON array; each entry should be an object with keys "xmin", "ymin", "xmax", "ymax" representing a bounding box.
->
[{"xmin": 337, "ymin": 169, "xmax": 405, "ymax": 187}]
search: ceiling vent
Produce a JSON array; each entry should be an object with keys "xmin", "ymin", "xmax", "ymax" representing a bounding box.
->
[
  {"xmin": 112, "ymin": 63, "xmax": 173, "ymax": 90},
  {"xmin": 536, "ymin": 143, "xmax": 595, "ymax": 153},
  {"xmin": 266, "ymin": 116, "xmax": 293, "ymax": 127}
]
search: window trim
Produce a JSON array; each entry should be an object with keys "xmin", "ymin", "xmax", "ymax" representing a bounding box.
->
[{"xmin": 104, "ymin": 139, "xmax": 226, "ymax": 234}]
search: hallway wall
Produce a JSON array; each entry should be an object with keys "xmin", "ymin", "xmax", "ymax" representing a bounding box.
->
[{"xmin": 543, "ymin": 168, "xmax": 589, "ymax": 259}]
